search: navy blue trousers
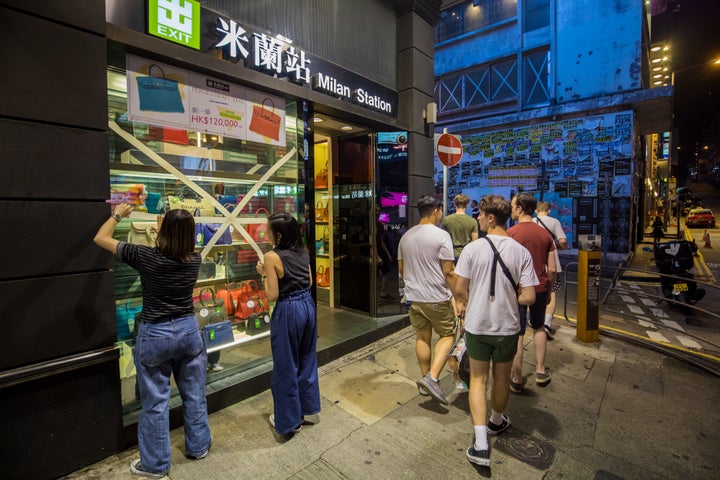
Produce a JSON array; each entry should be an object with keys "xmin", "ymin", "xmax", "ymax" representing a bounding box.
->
[{"xmin": 270, "ymin": 289, "xmax": 321, "ymax": 434}]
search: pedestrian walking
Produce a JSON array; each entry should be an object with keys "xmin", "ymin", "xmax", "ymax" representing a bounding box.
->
[
  {"xmin": 507, "ymin": 193, "xmax": 556, "ymax": 391},
  {"xmin": 441, "ymin": 193, "xmax": 479, "ymax": 263},
  {"xmin": 652, "ymin": 216, "xmax": 664, "ymax": 244},
  {"xmin": 454, "ymin": 194, "xmax": 538, "ymax": 466},
  {"xmin": 533, "ymin": 201, "xmax": 567, "ymax": 339},
  {"xmin": 94, "ymin": 204, "xmax": 212, "ymax": 479},
  {"xmin": 256, "ymin": 212, "xmax": 321, "ymax": 436},
  {"xmin": 398, "ymin": 195, "xmax": 458, "ymax": 405}
]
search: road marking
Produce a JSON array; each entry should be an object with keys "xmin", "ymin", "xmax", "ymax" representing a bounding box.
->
[
  {"xmin": 676, "ymin": 335, "xmax": 702, "ymax": 349},
  {"xmin": 640, "ymin": 298, "xmax": 657, "ymax": 307},
  {"xmin": 649, "ymin": 307, "xmax": 669, "ymax": 318},
  {"xmin": 647, "ymin": 331, "xmax": 669, "ymax": 342},
  {"xmin": 628, "ymin": 305, "xmax": 644, "ymax": 314},
  {"xmin": 637, "ymin": 319, "xmax": 656, "ymax": 329},
  {"xmin": 620, "ymin": 295, "xmax": 635, "ymax": 303},
  {"xmin": 660, "ymin": 319, "xmax": 685, "ymax": 331}
]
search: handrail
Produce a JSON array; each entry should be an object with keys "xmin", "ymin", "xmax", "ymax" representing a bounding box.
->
[{"xmin": 0, "ymin": 345, "xmax": 120, "ymax": 390}]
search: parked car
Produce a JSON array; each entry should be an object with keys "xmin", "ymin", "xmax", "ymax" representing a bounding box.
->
[{"xmin": 686, "ymin": 208, "xmax": 716, "ymax": 228}]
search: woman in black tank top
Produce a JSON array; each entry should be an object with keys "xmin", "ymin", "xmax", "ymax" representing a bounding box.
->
[{"xmin": 256, "ymin": 213, "xmax": 320, "ymax": 436}]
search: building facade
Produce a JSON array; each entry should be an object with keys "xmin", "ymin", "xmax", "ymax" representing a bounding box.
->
[
  {"xmin": 0, "ymin": 1, "xmax": 441, "ymax": 478},
  {"xmin": 433, "ymin": 0, "xmax": 672, "ymax": 255}
]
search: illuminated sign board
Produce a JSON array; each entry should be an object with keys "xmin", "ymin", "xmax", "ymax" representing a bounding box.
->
[{"xmin": 148, "ymin": 0, "xmax": 201, "ymax": 50}]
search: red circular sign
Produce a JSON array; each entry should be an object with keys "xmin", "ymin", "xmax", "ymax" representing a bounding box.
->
[{"xmin": 436, "ymin": 133, "xmax": 463, "ymax": 167}]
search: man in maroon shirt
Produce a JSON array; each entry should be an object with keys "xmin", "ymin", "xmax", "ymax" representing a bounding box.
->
[{"xmin": 507, "ymin": 193, "xmax": 556, "ymax": 391}]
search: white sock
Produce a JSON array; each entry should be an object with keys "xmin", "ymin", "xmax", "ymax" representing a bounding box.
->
[
  {"xmin": 473, "ymin": 426, "xmax": 488, "ymax": 450},
  {"xmin": 430, "ymin": 375, "xmax": 438, "ymax": 382},
  {"xmin": 544, "ymin": 313, "xmax": 553, "ymax": 327},
  {"xmin": 489, "ymin": 410, "xmax": 504, "ymax": 425}
]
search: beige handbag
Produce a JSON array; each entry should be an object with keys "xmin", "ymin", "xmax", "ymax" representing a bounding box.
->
[{"xmin": 128, "ymin": 222, "xmax": 158, "ymax": 247}]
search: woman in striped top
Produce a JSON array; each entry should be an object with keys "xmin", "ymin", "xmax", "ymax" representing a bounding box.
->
[{"xmin": 94, "ymin": 204, "xmax": 212, "ymax": 479}]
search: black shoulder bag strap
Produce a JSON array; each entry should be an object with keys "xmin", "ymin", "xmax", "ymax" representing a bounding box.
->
[
  {"xmin": 483, "ymin": 236, "xmax": 518, "ymax": 296},
  {"xmin": 535, "ymin": 216, "xmax": 557, "ymax": 242}
]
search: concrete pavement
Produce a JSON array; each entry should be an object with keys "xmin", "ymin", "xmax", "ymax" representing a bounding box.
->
[{"xmin": 63, "ymin": 319, "xmax": 720, "ymax": 480}]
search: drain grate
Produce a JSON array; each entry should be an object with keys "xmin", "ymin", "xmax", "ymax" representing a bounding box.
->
[{"xmin": 494, "ymin": 428, "xmax": 555, "ymax": 470}]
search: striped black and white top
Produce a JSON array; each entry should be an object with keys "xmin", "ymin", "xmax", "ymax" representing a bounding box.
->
[{"xmin": 117, "ymin": 242, "xmax": 201, "ymax": 324}]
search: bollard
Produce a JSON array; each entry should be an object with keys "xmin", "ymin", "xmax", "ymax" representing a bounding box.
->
[{"xmin": 577, "ymin": 236, "xmax": 601, "ymax": 343}]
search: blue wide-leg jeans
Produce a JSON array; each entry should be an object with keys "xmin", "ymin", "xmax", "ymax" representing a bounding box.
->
[
  {"xmin": 134, "ymin": 315, "xmax": 211, "ymax": 474},
  {"xmin": 270, "ymin": 289, "xmax": 321, "ymax": 434}
]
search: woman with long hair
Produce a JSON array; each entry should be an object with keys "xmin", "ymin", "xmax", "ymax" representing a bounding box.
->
[
  {"xmin": 256, "ymin": 212, "xmax": 320, "ymax": 436},
  {"xmin": 94, "ymin": 204, "xmax": 211, "ymax": 479}
]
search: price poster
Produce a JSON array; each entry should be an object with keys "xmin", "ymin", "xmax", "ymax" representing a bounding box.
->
[{"xmin": 188, "ymin": 72, "xmax": 246, "ymax": 140}]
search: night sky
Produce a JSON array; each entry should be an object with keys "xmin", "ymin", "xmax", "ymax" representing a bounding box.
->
[{"xmin": 664, "ymin": 0, "xmax": 720, "ymax": 167}]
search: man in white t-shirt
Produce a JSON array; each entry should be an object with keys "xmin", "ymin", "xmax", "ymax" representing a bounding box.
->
[
  {"xmin": 398, "ymin": 195, "xmax": 457, "ymax": 406},
  {"xmin": 454, "ymin": 195, "xmax": 538, "ymax": 467},
  {"xmin": 533, "ymin": 201, "xmax": 567, "ymax": 339}
]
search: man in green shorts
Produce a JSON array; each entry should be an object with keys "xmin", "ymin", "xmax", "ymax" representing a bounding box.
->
[
  {"xmin": 441, "ymin": 194, "xmax": 479, "ymax": 263},
  {"xmin": 454, "ymin": 195, "xmax": 538, "ymax": 467}
]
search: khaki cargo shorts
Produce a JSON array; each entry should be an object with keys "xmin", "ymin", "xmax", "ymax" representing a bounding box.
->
[{"xmin": 408, "ymin": 300, "xmax": 456, "ymax": 337}]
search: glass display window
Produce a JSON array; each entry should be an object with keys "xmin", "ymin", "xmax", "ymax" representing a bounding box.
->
[{"xmin": 106, "ymin": 63, "xmax": 302, "ymax": 409}]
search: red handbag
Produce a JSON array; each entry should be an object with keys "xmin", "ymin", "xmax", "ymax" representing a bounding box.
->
[
  {"xmin": 147, "ymin": 126, "xmax": 189, "ymax": 145},
  {"xmin": 248, "ymin": 98, "xmax": 281, "ymax": 141},
  {"xmin": 233, "ymin": 280, "xmax": 271, "ymax": 320},
  {"xmin": 316, "ymin": 265, "xmax": 330, "ymax": 287},
  {"xmin": 216, "ymin": 283, "xmax": 244, "ymax": 316},
  {"xmin": 246, "ymin": 208, "xmax": 269, "ymax": 242},
  {"xmin": 315, "ymin": 162, "xmax": 328, "ymax": 189}
]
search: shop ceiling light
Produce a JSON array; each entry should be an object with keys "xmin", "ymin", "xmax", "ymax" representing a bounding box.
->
[
  {"xmin": 652, "ymin": 58, "xmax": 662, "ymax": 63},
  {"xmin": 341, "ymin": 125, "xmax": 353, "ymax": 130},
  {"xmin": 652, "ymin": 66, "xmax": 662, "ymax": 71},
  {"xmin": 651, "ymin": 46, "xmax": 662, "ymax": 52},
  {"xmin": 313, "ymin": 117, "xmax": 323, "ymax": 122}
]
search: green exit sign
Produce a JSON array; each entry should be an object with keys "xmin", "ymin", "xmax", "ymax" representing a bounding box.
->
[{"xmin": 148, "ymin": 0, "xmax": 200, "ymax": 50}]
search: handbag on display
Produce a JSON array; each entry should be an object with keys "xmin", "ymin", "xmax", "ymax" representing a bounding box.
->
[
  {"xmin": 237, "ymin": 248, "xmax": 260, "ymax": 264},
  {"xmin": 198, "ymin": 260, "xmax": 217, "ymax": 280},
  {"xmin": 115, "ymin": 299, "xmax": 141, "ymax": 341},
  {"xmin": 274, "ymin": 196, "xmax": 295, "ymax": 213},
  {"xmin": 216, "ymin": 282, "xmax": 245, "ymax": 316},
  {"xmin": 245, "ymin": 311, "xmax": 271, "ymax": 336},
  {"xmin": 248, "ymin": 98, "xmax": 281, "ymax": 141},
  {"xmin": 315, "ymin": 201, "xmax": 328, "ymax": 222},
  {"xmin": 195, "ymin": 223, "xmax": 232, "ymax": 247},
  {"xmin": 128, "ymin": 222, "xmax": 158, "ymax": 247},
  {"xmin": 147, "ymin": 126, "xmax": 189, "ymax": 145},
  {"xmin": 315, "ymin": 240, "xmax": 326, "ymax": 255},
  {"xmin": 246, "ymin": 208, "xmax": 269, "ymax": 242},
  {"xmin": 110, "ymin": 183, "xmax": 147, "ymax": 206},
  {"xmin": 316, "ymin": 265, "xmax": 330, "ymax": 287},
  {"xmin": 215, "ymin": 194, "xmax": 238, "ymax": 215},
  {"xmin": 193, "ymin": 288, "xmax": 226, "ymax": 328},
  {"xmin": 233, "ymin": 279, "xmax": 271, "ymax": 322},
  {"xmin": 145, "ymin": 192, "xmax": 164, "ymax": 214},
  {"xmin": 315, "ymin": 162, "xmax": 328, "ymax": 189},
  {"xmin": 166, "ymin": 186, "xmax": 215, "ymax": 217},
  {"xmin": 203, "ymin": 314, "xmax": 235, "ymax": 348},
  {"xmin": 136, "ymin": 64, "xmax": 185, "ymax": 113}
]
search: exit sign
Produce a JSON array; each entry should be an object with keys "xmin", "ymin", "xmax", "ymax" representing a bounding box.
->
[{"xmin": 148, "ymin": 0, "xmax": 201, "ymax": 50}]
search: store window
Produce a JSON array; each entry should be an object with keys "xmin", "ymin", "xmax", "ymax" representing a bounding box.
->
[
  {"xmin": 523, "ymin": 0, "xmax": 550, "ymax": 33},
  {"xmin": 436, "ymin": 0, "xmax": 517, "ymax": 43},
  {"xmin": 107, "ymin": 57, "xmax": 302, "ymax": 409}
]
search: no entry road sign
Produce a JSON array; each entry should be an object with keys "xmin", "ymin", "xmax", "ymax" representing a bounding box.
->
[{"xmin": 436, "ymin": 133, "xmax": 463, "ymax": 167}]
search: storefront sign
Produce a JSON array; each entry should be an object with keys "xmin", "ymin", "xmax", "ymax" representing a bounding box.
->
[
  {"xmin": 148, "ymin": 0, "xmax": 201, "ymax": 50},
  {"xmin": 142, "ymin": 4, "xmax": 397, "ymax": 116},
  {"xmin": 127, "ymin": 54, "xmax": 286, "ymax": 146}
]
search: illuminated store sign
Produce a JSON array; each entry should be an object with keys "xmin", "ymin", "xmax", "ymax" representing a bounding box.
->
[
  {"xmin": 148, "ymin": 0, "xmax": 201, "ymax": 50},
  {"xmin": 145, "ymin": 3, "xmax": 397, "ymax": 116}
]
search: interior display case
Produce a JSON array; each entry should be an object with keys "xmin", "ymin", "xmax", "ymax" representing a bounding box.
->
[
  {"xmin": 313, "ymin": 141, "xmax": 333, "ymax": 305},
  {"xmin": 106, "ymin": 66, "xmax": 301, "ymax": 407}
]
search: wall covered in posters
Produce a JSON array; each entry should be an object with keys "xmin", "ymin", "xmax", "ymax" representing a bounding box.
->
[{"xmin": 434, "ymin": 111, "xmax": 635, "ymax": 252}]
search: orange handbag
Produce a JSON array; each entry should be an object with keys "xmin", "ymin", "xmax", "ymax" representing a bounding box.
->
[
  {"xmin": 315, "ymin": 201, "xmax": 328, "ymax": 222},
  {"xmin": 233, "ymin": 280, "xmax": 271, "ymax": 320},
  {"xmin": 316, "ymin": 265, "xmax": 330, "ymax": 287},
  {"xmin": 315, "ymin": 162, "xmax": 328, "ymax": 189},
  {"xmin": 216, "ymin": 283, "xmax": 244, "ymax": 316},
  {"xmin": 249, "ymin": 98, "xmax": 281, "ymax": 141}
]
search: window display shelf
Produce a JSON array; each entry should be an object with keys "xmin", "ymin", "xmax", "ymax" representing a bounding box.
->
[
  {"xmin": 206, "ymin": 329, "xmax": 270, "ymax": 353},
  {"xmin": 110, "ymin": 162, "xmax": 296, "ymax": 185}
]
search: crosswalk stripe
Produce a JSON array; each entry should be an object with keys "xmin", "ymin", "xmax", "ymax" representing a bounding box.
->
[
  {"xmin": 640, "ymin": 298, "xmax": 656, "ymax": 307},
  {"xmin": 676, "ymin": 335, "xmax": 702, "ymax": 349},
  {"xmin": 647, "ymin": 331, "xmax": 669, "ymax": 342},
  {"xmin": 649, "ymin": 307, "xmax": 669, "ymax": 318},
  {"xmin": 660, "ymin": 319, "xmax": 685, "ymax": 332},
  {"xmin": 628, "ymin": 305, "xmax": 644, "ymax": 314},
  {"xmin": 621, "ymin": 295, "xmax": 635, "ymax": 303},
  {"xmin": 637, "ymin": 319, "xmax": 656, "ymax": 328}
]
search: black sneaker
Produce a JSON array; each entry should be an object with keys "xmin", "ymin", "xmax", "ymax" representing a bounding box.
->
[
  {"xmin": 544, "ymin": 325, "xmax": 555, "ymax": 340},
  {"xmin": 509, "ymin": 375, "xmax": 523, "ymax": 394},
  {"xmin": 487, "ymin": 414, "xmax": 511, "ymax": 435},
  {"xmin": 466, "ymin": 445, "xmax": 490, "ymax": 466},
  {"xmin": 130, "ymin": 459, "xmax": 167, "ymax": 479},
  {"xmin": 536, "ymin": 368, "xmax": 552, "ymax": 386},
  {"xmin": 269, "ymin": 414, "xmax": 302, "ymax": 433}
]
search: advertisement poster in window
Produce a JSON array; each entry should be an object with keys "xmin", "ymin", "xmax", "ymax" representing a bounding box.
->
[
  {"xmin": 126, "ymin": 54, "xmax": 189, "ymax": 129},
  {"xmin": 187, "ymin": 72, "xmax": 246, "ymax": 140},
  {"xmin": 245, "ymin": 90, "xmax": 286, "ymax": 147}
]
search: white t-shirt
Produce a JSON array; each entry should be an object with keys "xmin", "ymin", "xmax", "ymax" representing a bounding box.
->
[
  {"xmin": 533, "ymin": 215, "xmax": 565, "ymax": 273},
  {"xmin": 455, "ymin": 234, "xmax": 539, "ymax": 335},
  {"xmin": 397, "ymin": 224, "xmax": 454, "ymax": 303}
]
